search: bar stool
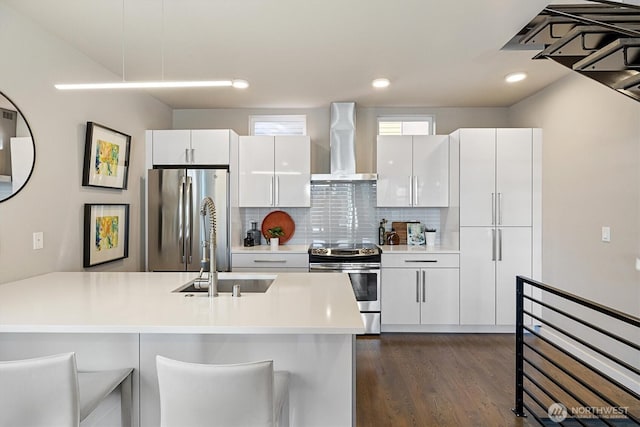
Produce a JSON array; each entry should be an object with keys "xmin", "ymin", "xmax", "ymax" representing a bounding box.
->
[
  {"xmin": 156, "ymin": 356, "xmax": 289, "ymax": 427},
  {"xmin": 0, "ymin": 352, "xmax": 133, "ymax": 427}
]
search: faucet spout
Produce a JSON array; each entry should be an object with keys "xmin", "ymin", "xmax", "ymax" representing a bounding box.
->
[{"xmin": 200, "ymin": 196, "xmax": 218, "ymax": 298}]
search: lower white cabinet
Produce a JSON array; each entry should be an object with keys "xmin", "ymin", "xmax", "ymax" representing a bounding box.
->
[
  {"xmin": 459, "ymin": 227, "xmax": 532, "ymax": 325},
  {"xmin": 231, "ymin": 252, "xmax": 309, "ymax": 272},
  {"xmin": 381, "ymin": 254, "xmax": 460, "ymax": 326}
]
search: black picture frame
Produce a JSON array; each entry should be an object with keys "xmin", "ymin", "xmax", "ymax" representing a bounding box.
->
[
  {"xmin": 82, "ymin": 122, "xmax": 131, "ymax": 189},
  {"xmin": 83, "ymin": 203, "xmax": 130, "ymax": 267}
]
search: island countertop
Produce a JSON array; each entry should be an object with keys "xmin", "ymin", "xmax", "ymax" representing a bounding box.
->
[{"xmin": 0, "ymin": 272, "xmax": 365, "ymax": 334}]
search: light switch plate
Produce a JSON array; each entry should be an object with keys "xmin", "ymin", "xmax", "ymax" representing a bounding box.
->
[
  {"xmin": 33, "ymin": 231, "xmax": 43, "ymax": 250},
  {"xmin": 601, "ymin": 226, "xmax": 611, "ymax": 243}
]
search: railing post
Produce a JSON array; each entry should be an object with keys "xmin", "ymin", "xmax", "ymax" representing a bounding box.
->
[{"xmin": 512, "ymin": 275, "xmax": 527, "ymax": 417}]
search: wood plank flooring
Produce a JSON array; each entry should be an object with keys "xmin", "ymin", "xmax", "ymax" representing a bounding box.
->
[{"xmin": 356, "ymin": 334, "xmax": 535, "ymax": 427}]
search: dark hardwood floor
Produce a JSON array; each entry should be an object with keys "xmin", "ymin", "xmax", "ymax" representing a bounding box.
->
[{"xmin": 356, "ymin": 334, "xmax": 535, "ymax": 427}]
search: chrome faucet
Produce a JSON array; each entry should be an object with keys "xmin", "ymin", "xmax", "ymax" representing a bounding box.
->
[{"xmin": 200, "ymin": 197, "xmax": 218, "ymax": 297}]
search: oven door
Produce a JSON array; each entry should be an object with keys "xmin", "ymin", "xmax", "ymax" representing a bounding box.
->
[{"xmin": 309, "ymin": 264, "xmax": 380, "ymax": 312}]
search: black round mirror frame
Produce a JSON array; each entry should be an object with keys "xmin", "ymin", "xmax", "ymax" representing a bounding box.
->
[{"xmin": 0, "ymin": 90, "xmax": 36, "ymax": 203}]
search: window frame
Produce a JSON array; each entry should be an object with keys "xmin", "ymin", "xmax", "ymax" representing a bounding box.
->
[
  {"xmin": 248, "ymin": 114, "xmax": 307, "ymax": 136},
  {"xmin": 377, "ymin": 115, "xmax": 436, "ymax": 136}
]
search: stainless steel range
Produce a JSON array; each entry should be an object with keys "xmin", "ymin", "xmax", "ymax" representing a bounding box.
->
[{"xmin": 309, "ymin": 244, "xmax": 381, "ymax": 334}]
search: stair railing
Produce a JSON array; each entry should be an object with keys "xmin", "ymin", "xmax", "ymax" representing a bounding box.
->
[{"xmin": 513, "ymin": 275, "xmax": 639, "ymax": 425}]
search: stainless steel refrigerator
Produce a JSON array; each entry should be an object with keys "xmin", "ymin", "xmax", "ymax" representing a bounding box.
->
[{"xmin": 147, "ymin": 168, "xmax": 230, "ymax": 272}]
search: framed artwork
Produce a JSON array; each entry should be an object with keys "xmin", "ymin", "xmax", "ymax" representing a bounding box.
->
[
  {"xmin": 82, "ymin": 122, "xmax": 131, "ymax": 189},
  {"xmin": 83, "ymin": 203, "xmax": 129, "ymax": 267},
  {"xmin": 407, "ymin": 223, "xmax": 425, "ymax": 246}
]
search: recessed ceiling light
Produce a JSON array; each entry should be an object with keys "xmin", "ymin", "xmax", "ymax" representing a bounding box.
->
[
  {"xmin": 505, "ymin": 72, "xmax": 527, "ymax": 83},
  {"xmin": 372, "ymin": 78, "xmax": 390, "ymax": 88},
  {"xmin": 232, "ymin": 79, "xmax": 250, "ymax": 89}
]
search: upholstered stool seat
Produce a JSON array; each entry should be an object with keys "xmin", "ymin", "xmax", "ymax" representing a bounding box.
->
[
  {"xmin": 156, "ymin": 356, "xmax": 289, "ymax": 427},
  {"xmin": 0, "ymin": 352, "xmax": 133, "ymax": 427}
]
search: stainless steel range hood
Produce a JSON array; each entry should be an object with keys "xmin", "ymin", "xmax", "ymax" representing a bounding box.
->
[{"xmin": 311, "ymin": 102, "xmax": 377, "ymax": 182}]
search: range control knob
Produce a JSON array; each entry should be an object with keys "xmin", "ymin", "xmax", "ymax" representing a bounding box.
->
[
  {"xmin": 312, "ymin": 248, "xmax": 329, "ymax": 255},
  {"xmin": 361, "ymin": 248, "xmax": 375, "ymax": 255}
]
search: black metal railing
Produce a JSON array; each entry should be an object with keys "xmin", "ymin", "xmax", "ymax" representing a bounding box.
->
[{"xmin": 513, "ymin": 276, "xmax": 640, "ymax": 426}]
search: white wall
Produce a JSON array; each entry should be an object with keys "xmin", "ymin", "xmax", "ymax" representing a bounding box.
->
[
  {"xmin": 0, "ymin": 4, "xmax": 172, "ymax": 283},
  {"xmin": 509, "ymin": 73, "xmax": 640, "ymax": 317},
  {"xmin": 174, "ymin": 106, "xmax": 509, "ymax": 174}
]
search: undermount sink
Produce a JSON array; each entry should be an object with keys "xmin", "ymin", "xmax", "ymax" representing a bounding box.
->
[{"xmin": 173, "ymin": 274, "xmax": 275, "ymax": 294}]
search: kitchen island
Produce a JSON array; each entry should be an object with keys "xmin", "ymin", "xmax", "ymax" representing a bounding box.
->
[{"xmin": 0, "ymin": 272, "xmax": 364, "ymax": 427}]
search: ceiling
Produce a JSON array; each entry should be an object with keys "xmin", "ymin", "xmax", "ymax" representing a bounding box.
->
[{"xmin": 3, "ymin": 0, "xmax": 582, "ymax": 109}]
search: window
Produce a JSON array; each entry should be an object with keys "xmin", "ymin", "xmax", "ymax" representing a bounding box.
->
[
  {"xmin": 249, "ymin": 115, "xmax": 307, "ymax": 136},
  {"xmin": 377, "ymin": 115, "xmax": 435, "ymax": 136}
]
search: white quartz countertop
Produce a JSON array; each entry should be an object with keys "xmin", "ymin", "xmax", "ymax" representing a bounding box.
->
[
  {"xmin": 232, "ymin": 245, "xmax": 309, "ymax": 254},
  {"xmin": 0, "ymin": 272, "xmax": 364, "ymax": 334},
  {"xmin": 380, "ymin": 245, "xmax": 460, "ymax": 254}
]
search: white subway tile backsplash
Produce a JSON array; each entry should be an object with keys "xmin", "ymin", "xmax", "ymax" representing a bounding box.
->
[{"xmin": 240, "ymin": 181, "xmax": 443, "ymax": 246}]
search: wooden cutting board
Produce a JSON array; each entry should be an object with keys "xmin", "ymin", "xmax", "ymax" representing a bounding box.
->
[{"xmin": 391, "ymin": 221, "xmax": 419, "ymax": 244}]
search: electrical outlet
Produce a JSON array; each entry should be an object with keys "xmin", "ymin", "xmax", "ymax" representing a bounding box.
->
[
  {"xmin": 33, "ymin": 232, "xmax": 43, "ymax": 250},
  {"xmin": 601, "ymin": 226, "xmax": 611, "ymax": 243}
]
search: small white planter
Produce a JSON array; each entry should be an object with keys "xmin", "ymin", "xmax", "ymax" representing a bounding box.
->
[
  {"xmin": 270, "ymin": 237, "xmax": 279, "ymax": 249},
  {"xmin": 425, "ymin": 231, "xmax": 436, "ymax": 247}
]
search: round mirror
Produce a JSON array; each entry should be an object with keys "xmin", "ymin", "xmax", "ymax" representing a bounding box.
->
[{"xmin": 0, "ymin": 91, "xmax": 35, "ymax": 202}]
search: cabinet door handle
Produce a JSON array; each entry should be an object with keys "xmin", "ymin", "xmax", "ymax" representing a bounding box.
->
[
  {"xmin": 491, "ymin": 229, "xmax": 496, "ymax": 261},
  {"xmin": 422, "ymin": 270, "xmax": 426, "ymax": 302},
  {"xmin": 498, "ymin": 229, "xmax": 503, "ymax": 261},
  {"xmin": 190, "ymin": 148, "xmax": 195, "ymax": 163},
  {"xmin": 409, "ymin": 176, "xmax": 414, "ymax": 206},
  {"xmin": 253, "ymin": 259, "xmax": 287, "ymax": 263},
  {"xmin": 269, "ymin": 176, "xmax": 274, "ymax": 206},
  {"xmin": 498, "ymin": 193, "xmax": 503, "ymax": 225},
  {"xmin": 491, "ymin": 193, "xmax": 496, "ymax": 225},
  {"xmin": 185, "ymin": 148, "xmax": 190, "ymax": 163},
  {"xmin": 416, "ymin": 271, "xmax": 420, "ymax": 303},
  {"xmin": 405, "ymin": 260, "xmax": 437, "ymax": 263},
  {"xmin": 275, "ymin": 176, "xmax": 280, "ymax": 206}
]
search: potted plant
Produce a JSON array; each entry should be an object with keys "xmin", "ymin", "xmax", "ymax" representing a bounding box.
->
[
  {"xmin": 425, "ymin": 227, "xmax": 437, "ymax": 247},
  {"xmin": 267, "ymin": 226, "xmax": 285, "ymax": 248}
]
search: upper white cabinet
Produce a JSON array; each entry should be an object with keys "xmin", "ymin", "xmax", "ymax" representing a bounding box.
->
[
  {"xmin": 238, "ymin": 135, "xmax": 310, "ymax": 207},
  {"xmin": 459, "ymin": 128, "xmax": 532, "ymax": 227},
  {"xmin": 377, "ymin": 135, "xmax": 449, "ymax": 207},
  {"xmin": 151, "ymin": 129, "xmax": 232, "ymax": 165}
]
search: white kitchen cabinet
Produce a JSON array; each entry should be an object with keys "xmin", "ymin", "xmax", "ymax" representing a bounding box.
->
[
  {"xmin": 238, "ymin": 135, "xmax": 310, "ymax": 207},
  {"xmin": 381, "ymin": 254, "xmax": 459, "ymax": 326},
  {"xmin": 459, "ymin": 227, "xmax": 532, "ymax": 325},
  {"xmin": 456, "ymin": 127, "xmax": 540, "ymax": 326},
  {"xmin": 151, "ymin": 129, "xmax": 232, "ymax": 165},
  {"xmin": 376, "ymin": 135, "xmax": 449, "ymax": 207},
  {"xmin": 459, "ymin": 128, "xmax": 532, "ymax": 227},
  {"xmin": 231, "ymin": 252, "xmax": 309, "ymax": 272}
]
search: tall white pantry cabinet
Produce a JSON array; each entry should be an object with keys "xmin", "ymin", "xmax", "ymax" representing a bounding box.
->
[{"xmin": 453, "ymin": 128, "xmax": 542, "ymax": 326}]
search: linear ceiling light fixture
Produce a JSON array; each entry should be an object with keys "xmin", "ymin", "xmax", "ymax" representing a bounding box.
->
[
  {"xmin": 55, "ymin": 79, "xmax": 249, "ymax": 90},
  {"xmin": 54, "ymin": 0, "xmax": 248, "ymax": 91}
]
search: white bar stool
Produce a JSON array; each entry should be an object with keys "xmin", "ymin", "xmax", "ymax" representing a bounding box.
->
[
  {"xmin": 156, "ymin": 356, "xmax": 289, "ymax": 427},
  {"xmin": 0, "ymin": 352, "xmax": 133, "ymax": 427}
]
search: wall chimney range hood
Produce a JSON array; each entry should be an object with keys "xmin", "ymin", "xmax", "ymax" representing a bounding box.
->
[{"xmin": 311, "ymin": 102, "xmax": 377, "ymax": 182}]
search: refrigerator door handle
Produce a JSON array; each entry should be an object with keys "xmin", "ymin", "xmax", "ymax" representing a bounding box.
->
[
  {"xmin": 178, "ymin": 177, "xmax": 185, "ymax": 263},
  {"xmin": 498, "ymin": 193, "xmax": 503, "ymax": 225},
  {"xmin": 498, "ymin": 229, "xmax": 503, "ymax": 261},
  {"xmin": 185, "ymin": 176, "xmax": 193, "ymax": 264}
]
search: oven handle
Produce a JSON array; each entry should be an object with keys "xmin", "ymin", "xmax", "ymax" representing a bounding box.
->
[{"xmin": 309, "ymin": 264, "xmax": 380, "ymax": 272}]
